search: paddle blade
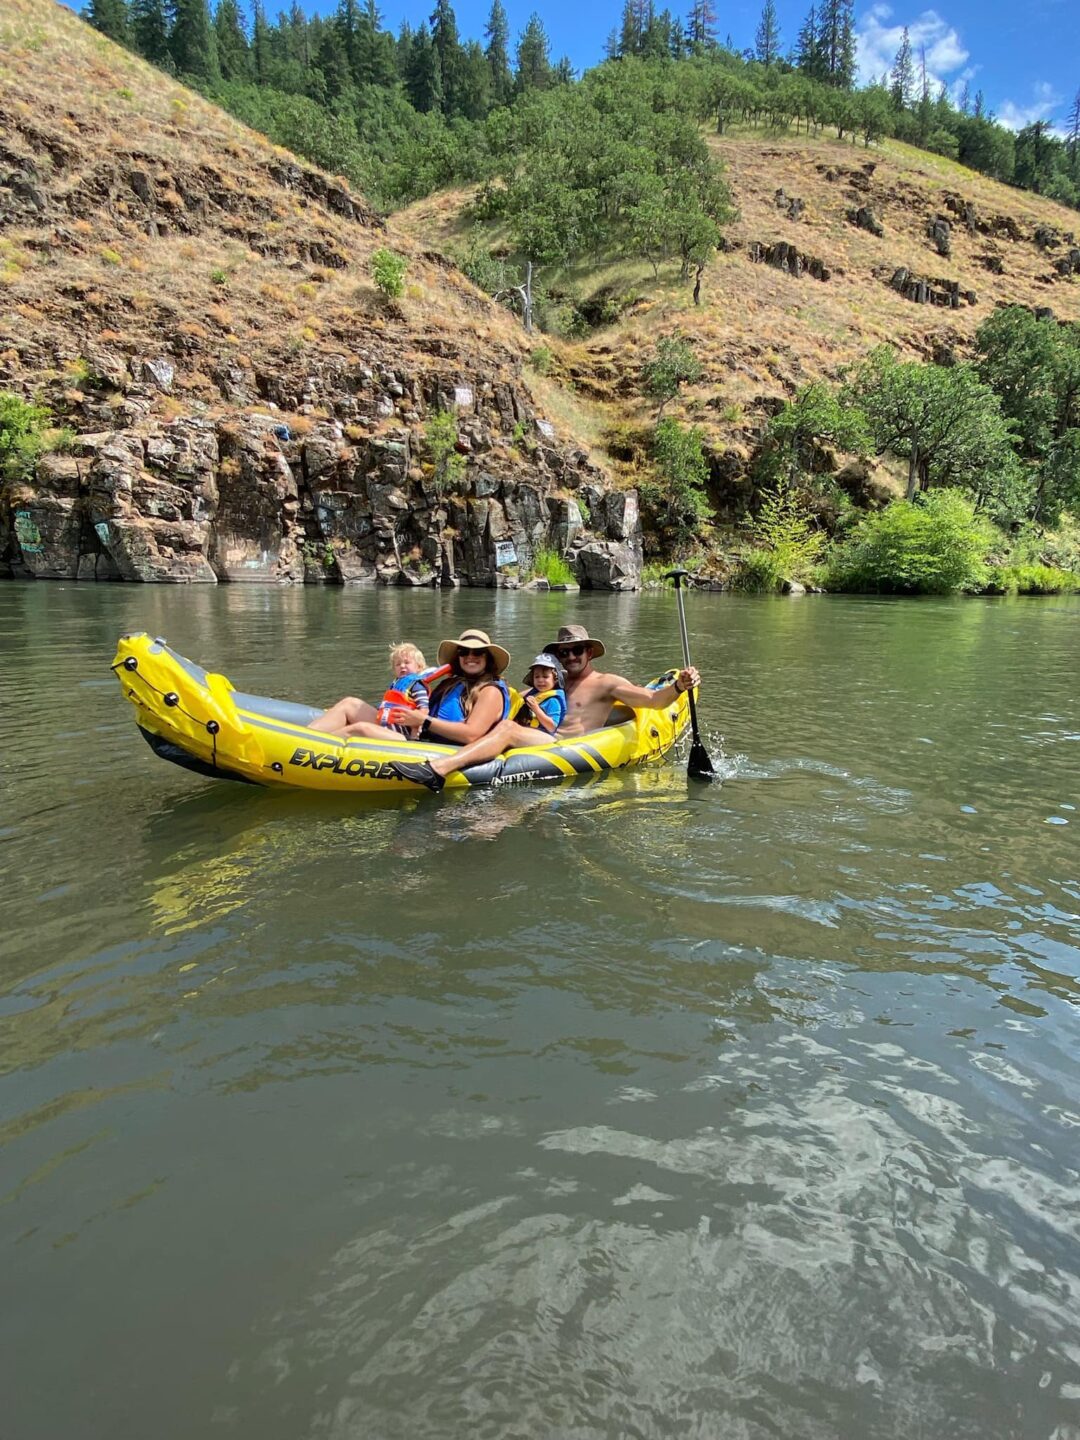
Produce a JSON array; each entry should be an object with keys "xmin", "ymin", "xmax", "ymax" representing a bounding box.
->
[{"xmin": 687, "ymin": 738, "xmax": 716, "ymax": 781}]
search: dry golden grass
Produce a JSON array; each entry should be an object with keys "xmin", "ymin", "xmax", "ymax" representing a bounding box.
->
[
  {"xmin": 400, "ymin": 128, "xmax": 1080, "ymax": 457},
  {"xmin": 4, "ymin": 0, "xmax": 1077, "ymax": 483},
  {"xmin": 0, "ymin": 0, "xmax": 547, "ymax": 445}
]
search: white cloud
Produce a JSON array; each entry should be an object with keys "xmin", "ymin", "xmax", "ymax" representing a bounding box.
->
[
  {"xmin": 996, "ymin": 81, "xmax": 1063, "ymax": 132},
  {"xmin": 855, "ymin": 6, "xmax": 972, "ymax": 96}
]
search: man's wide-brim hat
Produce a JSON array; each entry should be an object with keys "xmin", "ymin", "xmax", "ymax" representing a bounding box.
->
[
  {"xmin": 437, "ymin": 628, "xmax": 511, "ymax": 675},
  {"xmin": 523, "ymin": 652, "xmax": 566, "ymax": 688},
  {"xmin": 545, "ymin": 624, "xmax": 605, "ymax": 659}
]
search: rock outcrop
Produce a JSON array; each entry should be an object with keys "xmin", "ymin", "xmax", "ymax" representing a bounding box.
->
[
  {"xmin": 927, "ymin": 216, "xmax": 952, "ymax": 259},
  {"xmin": 1, "ymin": 366, "xmax": 642, "ymax": 588},
  {"xmin": 886, "ymin": 268, "xmax": 977, "ymax": 308},
  {"xmin": 748, "ymin": 241, "xmax": 832, "ymax": 282},
  {"xmin": 847, "ymin": 205, "xmax": 884, "ymax": 237}
]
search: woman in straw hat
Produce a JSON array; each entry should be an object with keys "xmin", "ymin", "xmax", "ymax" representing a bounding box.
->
[
  {"xmin": 310, "ymin": 628, "xmax": 512, "ymax": 743},
  {"xmin": 389, "ymin": 645, "xmax": 566, "ymax": 793}
]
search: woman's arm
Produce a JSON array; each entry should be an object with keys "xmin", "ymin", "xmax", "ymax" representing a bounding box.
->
[{"xmin": 424, "ymin": 685, "xmax": 505, "ymax": 744}]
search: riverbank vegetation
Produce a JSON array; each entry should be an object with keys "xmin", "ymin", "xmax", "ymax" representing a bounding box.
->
[{"xmin": 643, "ymin": 305, "xmax": 1080, "ymax": 594}]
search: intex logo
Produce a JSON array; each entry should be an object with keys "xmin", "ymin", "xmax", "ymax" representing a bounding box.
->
[{"xmin": 288, "ymin": 746, "xmax": 401, "ymax": 779}]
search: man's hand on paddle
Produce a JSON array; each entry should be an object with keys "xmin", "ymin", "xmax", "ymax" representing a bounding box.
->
[{"xmin": 676, "ymin": 666, "xmax": 700, "ymax": 693}]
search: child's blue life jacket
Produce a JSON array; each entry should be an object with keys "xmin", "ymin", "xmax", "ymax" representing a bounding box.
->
[{"xmin": 376, "ymin": 664, "xmax": 451, "ymax": 726}]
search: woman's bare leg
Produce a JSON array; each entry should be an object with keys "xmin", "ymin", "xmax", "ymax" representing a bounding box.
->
[
  {"xmin": 309, "ymin": 696, "xmax": 379, "ymax": 734},
  {"xmin": 430, "ymin": 719, "xmax": 543, "ymax": 777},
  {"xmin": 339, "ymin": 719, "xmax": 394, "ymax": 739}
]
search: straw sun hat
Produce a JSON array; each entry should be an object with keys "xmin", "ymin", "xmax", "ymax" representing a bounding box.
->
[{"xmin": 436, "ymin": 628, "xmax": 511, "ymax": 675}]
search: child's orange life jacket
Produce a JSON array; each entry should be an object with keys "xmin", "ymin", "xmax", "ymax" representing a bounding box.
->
[{"xmin": 376, "ymin": 664, "xmax": 451, "ymax": 726}]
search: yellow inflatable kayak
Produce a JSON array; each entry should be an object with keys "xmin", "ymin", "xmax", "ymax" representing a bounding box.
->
[{"xmin": 112, "ymin": 633, "xmax": 692, "ymax": 792}]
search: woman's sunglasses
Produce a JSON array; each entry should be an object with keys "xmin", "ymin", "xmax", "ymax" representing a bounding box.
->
[{"xmin": 456, "ymin": 646, "xmax": 490, "ymax": 660}]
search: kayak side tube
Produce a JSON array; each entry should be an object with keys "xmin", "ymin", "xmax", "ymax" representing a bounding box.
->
[{"xmin": 113, "ymin": 632, "xmax": 692, "ymax": 792}]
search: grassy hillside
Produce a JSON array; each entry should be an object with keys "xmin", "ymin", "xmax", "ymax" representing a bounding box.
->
[
  {"xmin": 398, "ymin": 127, "xmax": 1080, "ymax": 480},
  {"xmin": 0, "ymin": 0, "xmax": 591, "ymax": 453},
  {"xmin": 2, "ymin": 0, "xmax": 1078, "ymax": 592}
]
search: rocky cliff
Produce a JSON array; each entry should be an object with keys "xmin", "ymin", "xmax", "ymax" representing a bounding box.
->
[
  {"xmin": 1, "ymin": 355, "xmax": 640, "ymax": 590},
  {"xmin": 0, "ymin": 0, "xmax": 641, "ymax": 589}
]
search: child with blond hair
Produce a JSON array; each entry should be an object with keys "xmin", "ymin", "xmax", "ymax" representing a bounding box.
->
[{"xmin": 377, "ymin": 643, "xmax": 451, "ymax": 731}]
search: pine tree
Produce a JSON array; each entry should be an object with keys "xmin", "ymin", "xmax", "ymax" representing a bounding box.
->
[
  {"xmin": 890, "ymin": 26, "xmax": 913, "ymax": 110},
  {"xmin": 754, "ymin": 0, "xmax": 780, "ymax": 66},
  {"xmin": 213, "ymin": 0, "xmax": 250, "ymax": 80},
  {"xmin": 483, "ymin": 0, "xmax": 512, "ymax": 104},
  {"xmin": 959, "ymin": 79, "xmax": 971, "ymax": 115},
  {"xmin": 817, "ymin": 0, "xmax": 853, "ymax": 86},
  {"xmin": 354, "ymin": 0, "xmax": 397, "ymax": 87},
  {"xmin": 288, "ymin": 2, "xmax": 310, "ymax": 70},
  {"xmin": 835, "ymin": 0, "xmax": 855, "ymax": 89},
  {"xmin": 88, "ymin": 0, "xmax": 131, "ymax": 45},
  {"xmin": 795, "ymin": 4, "xmax": 823, "ymax": 81},
  {"xmin": 250, "ymin": 0, "xmax": 270, "ymax": 82},
  {"xmin": 455, "ymin": 39, "xmax": 492, "ymax": 118},
  {"xmin": 1066, "ymin": 88, "xmax": 1080, "ymax": 158},
  {"xmin": 396, "ymin": 18, "xmax": 412, "ymax": 66},
  {"xmin": 686, "ymin": 0, "xmax": 717, "ymax": 48},
  {"xmin": 171, "ymin": 0, "xmax": 219, "ymax": 80},
  {"xmin": 641, "ymin": 2, "xmax": 671, "ymax": 59},
  {"xmin": 973, "ymin": 89, "xmax": 985, "ymax": 119},
  {"xmin": 315, "ymin": 14, "xmax": 353, "ymax": 98},
  {"xmin": 429, "ymin": 0, "xmax": 462, "ymax": 115},
  {"xmin": 618, "ymin": 0, "xmax": 640, "ymax": 56},
  {"xmin": 405, "ymin": 22, "xmax": 442, "ymax": 112},
  {"xmin": 916, "ymin": 45, "xmax": 932, "ymax": 141},
  {"xmin": 130, "ymin": 0, "xmax": 171, "ymax": 66},
  {"xmin": 515, "ymin": 13, "xmax": 551, "ymax": 92}
]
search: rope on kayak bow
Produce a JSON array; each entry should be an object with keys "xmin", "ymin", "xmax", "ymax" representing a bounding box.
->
[{"xmin": 112, "ymin": 655, "xmax": 223, "ymax": 759}]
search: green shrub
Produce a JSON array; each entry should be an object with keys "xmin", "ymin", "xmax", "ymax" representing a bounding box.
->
[
  {"xmin": 742, "ymin": 480, "xmax": 826, "ymax": 587},
  {"xmin": 370, "ymin": 247, "xmax": 408, "ymax": 299},
  {"xmin": 642, "ymin": 335, "xmax": 703, "ymax": 417},
  {"xmin": 640, "ymin": 418, "xmax": 710, "ymax": 549},
  {"xmin": 825, "ymin": 488, "xmax": 992, "ymax": 595},
  {"xmin": 424, "ymin": 411, "xmax": 465, "ymax": 494},
  {"xmin": 0, "ymin": 392, "xmax": 68, "ymax": 482},
  {"xmin": 981, "ymin": 564, "xmax": 1079, "ymax": 595},
  {"xmin": 730, "ymin": 549, "xmax": 787, "ymax": 593},
  {"xmin": 531, "ymin": 544, "xmax": 575, "ymax": 586},
  {"xmin": 210, "ymin": 267, "xmax": 228, "ymax": 286},
  {"xmin": 529, "ymin": 345, "xmax": 553, "ymax": 376}
]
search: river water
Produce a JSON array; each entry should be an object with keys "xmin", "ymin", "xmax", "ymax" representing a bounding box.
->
[{"xmin": 1, "ymin": 581, "xmax": 1078, "ymax": 1440}]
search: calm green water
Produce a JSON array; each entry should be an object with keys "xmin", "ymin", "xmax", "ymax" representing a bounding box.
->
[{"xmin": 1, "ymin": 582, "xmax": 1078, "ymax": 1440}]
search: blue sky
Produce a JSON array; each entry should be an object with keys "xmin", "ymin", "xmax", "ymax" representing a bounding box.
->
[{"xmin": 73, "ymin": 0, "xmax": 1079, "ymax": 133}]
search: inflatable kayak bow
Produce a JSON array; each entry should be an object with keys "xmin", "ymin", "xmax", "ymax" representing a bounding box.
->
[{"xmin": 112, "ymin": 633, "xmax": 693, "ymax": 793}]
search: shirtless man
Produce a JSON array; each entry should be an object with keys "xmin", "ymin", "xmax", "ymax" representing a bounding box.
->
[
  {"xmin": 388, "ymin": 623, "xmax": 699, "ymax": 792},
  {"xmin": 550, "ymin": 625, "xmax": 698, "ymax": 736}
]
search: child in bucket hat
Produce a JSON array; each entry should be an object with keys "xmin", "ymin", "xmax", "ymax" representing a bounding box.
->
[{"xmin": 517, "ymin": 652, "xmax": 567, "ymax": 736}]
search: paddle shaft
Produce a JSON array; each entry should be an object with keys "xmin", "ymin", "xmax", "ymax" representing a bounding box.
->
[{"xmin": 665, "ymin": 569, "xmax": 714, "ymax": 779}]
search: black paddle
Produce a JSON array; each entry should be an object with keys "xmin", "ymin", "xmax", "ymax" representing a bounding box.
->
[{"xmin": 666, "ymin": 568, "xmax": 716, "ymax": 782}]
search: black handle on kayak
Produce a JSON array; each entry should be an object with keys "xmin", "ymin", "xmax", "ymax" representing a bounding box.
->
[{"xmin": 665, "ymin": 568, "xmax": 715, "ymax": 782}]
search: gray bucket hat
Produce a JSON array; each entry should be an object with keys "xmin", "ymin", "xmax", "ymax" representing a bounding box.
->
[
  {"xmin": 522, "ymin": 652, "xmax": 566, "ymax": 688},
  {"xmin": 545, "ymin": 624, "xmax": 606, "ymax": 659}
]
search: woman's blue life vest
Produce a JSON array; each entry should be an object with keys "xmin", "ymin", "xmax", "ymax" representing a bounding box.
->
[
  {"xmin": 428, "ymin": 676, "xmax": 512, "ymax": 728},
  {"xmin": 376, "ymin": 664, "xmax": 451, "ymax": 726},
  {"xmin": 517, "ymin": 686, "xmax": 567, "ymax": 734}
]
